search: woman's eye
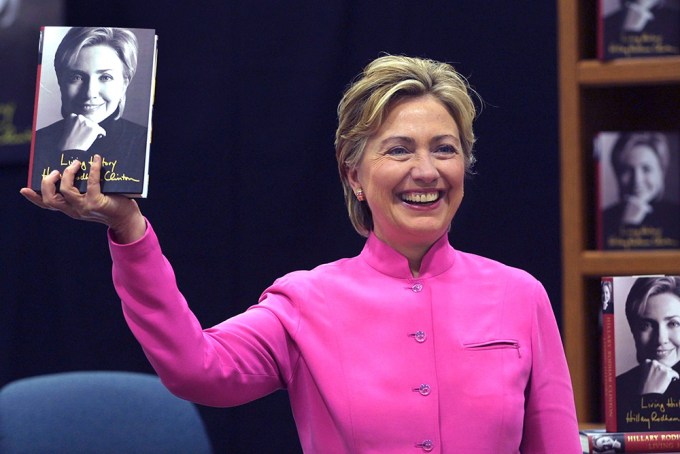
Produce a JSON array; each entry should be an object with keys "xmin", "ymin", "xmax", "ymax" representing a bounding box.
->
[
  {"xmin": 669, "ymin": 319, "xmax": 680, "ymax": 328},
  {"xmin": 100, "ymin": 73, "xmax": 114, "ymax": 82},
  {"xmin": 387, "ymin": 146, "xmax": 410, "ymax": 156},
  {"xmin": 68, "ymin": 73, "xmax": 83, "ymax": 83},
  {"xmin": 436, "ymin": 144, "xmax": 459, "ymax": 154},
  {"xmin": 638, "ymin": 321, "xmax": 653, "ymax": 331}
]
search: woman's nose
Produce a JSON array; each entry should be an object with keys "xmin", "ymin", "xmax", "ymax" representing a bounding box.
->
[
  {"xmin": 85, "ymin": 78, "xmax": 99, "ymax": 98},
  {"xmin": 411, "ymin": 153, "xmax": 439, "ymax": 182},
  {"xmin": 657, "ymin": 326, "xmax": 669, "ymax": 344},
  {"xmin": 632, "ymin": 167, "xmax": 645, "ymax": 186}
]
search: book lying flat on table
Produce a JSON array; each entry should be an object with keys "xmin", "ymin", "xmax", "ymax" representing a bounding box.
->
[
  {"xmin": 601, "ymin": 276, "xmax": 680, "ymax": 434},
  {"xmin": 597, "ymin": 0, "xmax": 680, "ymax": 61},
  {"xmin": 594, "ymin": 131, "xmax": 680, "ymax": 250},
  {"xmin": 27, "ymin": 26, "xmax": 158, "ymax": 198},
  {"xmin": 581, "ymin": 428, "xmax": 680, "ymax": 453}
]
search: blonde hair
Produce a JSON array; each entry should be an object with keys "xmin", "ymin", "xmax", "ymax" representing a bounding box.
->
[{"xmin": 335, "ymin": 54, "xmax": 479, "ymax": 236}]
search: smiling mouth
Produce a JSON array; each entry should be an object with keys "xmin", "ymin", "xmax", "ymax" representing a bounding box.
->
[
  {"xmin": 655, "ymin": 349, "xmax": 675, "ymax": 359},
  {"xmin": 78, "ymin": 104, "xmax": 104, "ymax": 113},
  {"xmin": 400, "ymin": 191, "xmax": 442, "ymax": 205}
]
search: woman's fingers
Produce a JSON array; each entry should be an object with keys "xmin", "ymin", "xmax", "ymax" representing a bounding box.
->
[
  {"xmin": 59, "ymin": 114, "xmax": 106, "ymax": 151},
  {"xmin": 58, "ymin": 159, "xmax": 83, "ymax": 202},
  {"xmin": 22, "ymin": 158, "xmax": 93, "ymax": 219},
  {"xmin": 640, "ymin": 359, "xmax": 678, "ymax": 393},
  {"xmin": 19, "ymin": 169, "xmax": 60, "ymax": 208},
  {"xmin": 20, "ymin": 154, "xmax": 136, "ymax": 229},
  {"xmin": 39, "ymin": 169, "xmax": 73, "ymax": 212},
  {"xmin": 86, "ymin": 154, "xmax": 104, "ymax": 198},
  {"xmin": 19, "ymin": 187, "xmax": 49, "ymax": 209}
]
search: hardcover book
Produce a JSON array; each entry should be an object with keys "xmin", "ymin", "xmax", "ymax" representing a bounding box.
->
[
  {"xmin": 594, "ymin": 131, "xmax": 680, "ymax": 250},
  {"xmin": 27, "ymin": 26, "xmax": 158, "ymax": 197},
  {"xmin": 598, "ymin": 0, "xmax": 680, "ymax": 61},
  {"xmin": 581, "ymin": 428, "xmax": 680, "ymax": 453},
  {"xmin": 601, "ymin": 275, "xmax": 680, "ymax": 433}
]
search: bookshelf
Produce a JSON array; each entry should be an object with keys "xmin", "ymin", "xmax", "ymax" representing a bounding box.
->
[{"xmin": 557, "ymin": 1, "xmax": 680, "ymax": 424}]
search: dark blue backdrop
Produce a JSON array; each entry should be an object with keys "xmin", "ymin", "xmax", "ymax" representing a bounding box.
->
[{"xmin": 1, "ymin": 1, "xmax": 561, "ymax": 452}]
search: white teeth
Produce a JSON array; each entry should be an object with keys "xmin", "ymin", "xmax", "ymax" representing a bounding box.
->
[{"xmin": 402, "ymin": 192, "xmax": 439, "ymax": 203}]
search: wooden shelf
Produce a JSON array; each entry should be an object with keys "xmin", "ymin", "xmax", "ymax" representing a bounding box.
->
[
  {"xmin": 558, "ymin": 0, "xmax": 680, "ymax": 425},
  {"xmin": 578, "ymin": 57, "xmax": 680, "ymax": 85},
  {"xmin": 579, "ymin": 251, "xmax": 680, "ymax": 276}
]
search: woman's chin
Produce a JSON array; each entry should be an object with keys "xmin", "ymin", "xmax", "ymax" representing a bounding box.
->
[{"xmin": 401, "ymin": 224, "xmax": 450, "ymax": 245}]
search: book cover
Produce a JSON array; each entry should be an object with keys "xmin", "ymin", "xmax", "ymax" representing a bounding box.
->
[
  {"xmin": 27, "ymin": 26, "xmax": 157, "ymax": 197},
  {"xmin": 594, "ymin": 131, "xmax": 680, "ymax": 250},
  {"xmin": 602, "ymin": 275, "xmax": 680, "ymax": 433},
  {"xmin": 598, "ymin": 0, "xmax": 680, "ymax": 61},
  {"xmin": 581, "ymin": 428, "xmax": 680, "ymax": 452}
]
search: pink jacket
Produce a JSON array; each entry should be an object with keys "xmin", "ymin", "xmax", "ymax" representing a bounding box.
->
[{"xmin": 110, "ymin": 222, "xmax": 581, "ymax": 453}]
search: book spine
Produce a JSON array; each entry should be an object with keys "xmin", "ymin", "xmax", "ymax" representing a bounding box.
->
[
  {"xmin": 594, "ymin": 133, "xmax": 604, "ymax": 250},
  {"xmin": 602, "ymin": 276, "xmax": 618, "ymax": 431},
  {"xmin": 586, "ymin": 431, "xmax": 680, "ymax": 453},
  {"xmin": 26, "ymin": 27, "xmax": 44, "ymax": 189}
]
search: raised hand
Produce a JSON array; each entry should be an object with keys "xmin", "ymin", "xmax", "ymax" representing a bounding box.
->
[{"xmin": 20, "ymin": 154, "xmax": 146, "ymax": 244}]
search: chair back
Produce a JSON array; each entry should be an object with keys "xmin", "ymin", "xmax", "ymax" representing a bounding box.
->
[{"xmin": 0, "ymin": 370, "xmax": 213, "ymax": 453}]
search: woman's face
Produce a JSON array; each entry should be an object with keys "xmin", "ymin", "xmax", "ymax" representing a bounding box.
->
[
  {"xmin": 617, "ymin": 143, "xmax": 664, "ymax": 203},
  {"xmin": 60, "ymin": 44, "xmax": 129, "ymax": 124},
  {"xmin": 602, "ymin": 284, "xmax": 611, "ymax": 304},
  {"xmin": 634, "ymin": 292, "xmax": 680, "ymax": 367},
  {"xmin": 349, "ymin": 94, "xmax": 465, "ymax": 253}
]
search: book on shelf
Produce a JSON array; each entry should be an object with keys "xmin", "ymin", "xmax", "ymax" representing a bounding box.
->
[
  {"xmin": 594, "ymin": 131, "xmax": 680, "ymax": 250},
  {"xmin": 601, "ymin": 275, "xmax": 680, "ymax": 434},
  {"xmin": 597, "ymin": 0, "xmax": 680, "ymax": 61},
  {"xmin": 581, "ymin": 428, "xmax": 680, "ymax": 453},
  {"xmin": 27, "ymin": 26, "xmax": 158, "ymax": 198}
]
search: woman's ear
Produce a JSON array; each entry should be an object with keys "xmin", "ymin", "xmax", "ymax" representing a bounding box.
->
[{"xmin": 347, "ymin": 164, "xmax": 361, "ymax": 192}]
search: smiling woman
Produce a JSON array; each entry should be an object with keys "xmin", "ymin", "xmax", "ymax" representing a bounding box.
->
[{"xmin": 21, "ymin": 54, "xmax": 582, "ymax": 453}]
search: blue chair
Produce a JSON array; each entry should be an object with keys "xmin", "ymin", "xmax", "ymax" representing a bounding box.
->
[{"xmin": 0, "ymin": 370, "xmax": 213, "ymax": 453}]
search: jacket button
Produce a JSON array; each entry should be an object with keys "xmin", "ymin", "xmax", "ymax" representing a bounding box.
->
[
  {"xmin": 410, "ymin": 330, "xmax": 426, "ymax": 343},
  {"xmin": 415, "ymin": 439, "xmax": 434, "ymax": 452},
  {"xmin": 411, "ymin": 283, "xmax": 423, "ymax": 293},
  {"xmin": 413, "ymin": 384, "xmax": 431, "ymax": 396}
]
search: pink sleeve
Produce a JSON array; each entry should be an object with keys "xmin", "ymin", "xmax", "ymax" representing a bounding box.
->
[
  {"xmin": 520, "ymin": 282, "xmax": 582, "ymax": 453},
  {"xmin": 108, "ymin": 221, "xmax": 296, "ymax": 407}
]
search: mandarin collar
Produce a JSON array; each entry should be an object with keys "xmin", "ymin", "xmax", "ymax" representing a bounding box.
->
[
  {"xmin": 360, "ymin": 232, "xmax": 456, "ymax": 279},
  {"xmin": 98, "ymin": 109, "xmax": 120, "ymax": 130}
]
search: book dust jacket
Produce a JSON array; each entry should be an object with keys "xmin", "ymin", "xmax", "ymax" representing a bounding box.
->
[{"xmin": 28, "ymin": 26, "xmax": 157, "ymax": 197}]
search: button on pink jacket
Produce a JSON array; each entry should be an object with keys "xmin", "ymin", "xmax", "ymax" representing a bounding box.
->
[{"xmin": 109, "ymin": 223, "xmax": 582, "ymax": 453}]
